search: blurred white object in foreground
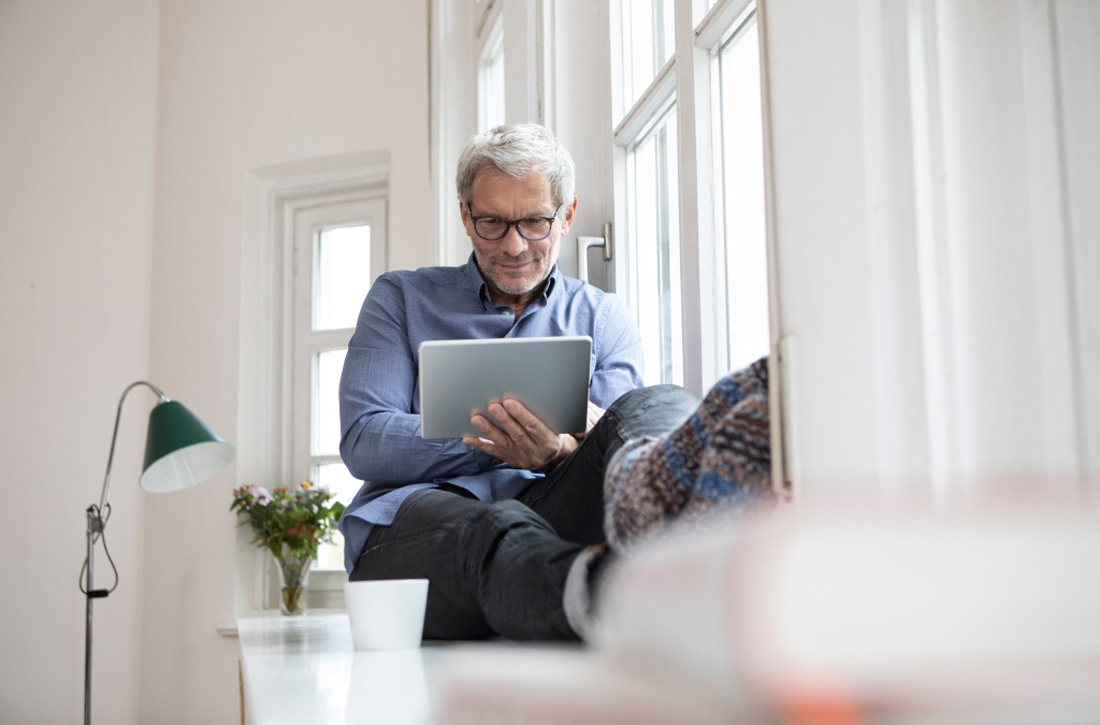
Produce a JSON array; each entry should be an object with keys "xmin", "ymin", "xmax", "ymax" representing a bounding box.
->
[{"xmin": 593, "ymin": 505, "xmax": 1100, "ymax": 718}]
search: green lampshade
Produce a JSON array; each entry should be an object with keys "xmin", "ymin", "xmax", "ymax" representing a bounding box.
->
[{"xmin": 140, "ymin": 400, "xmax": 235, "ymax": 493}]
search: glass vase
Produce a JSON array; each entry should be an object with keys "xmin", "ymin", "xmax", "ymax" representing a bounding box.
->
[{"xmin": 274, "ymin": 546, "xmax": 312, "ymax": 616}]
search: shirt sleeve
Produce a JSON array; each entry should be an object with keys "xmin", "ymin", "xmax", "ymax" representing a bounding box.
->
[
  {"xmin": 589, "ymin": 294, "xmax": 646, "ymax": 407},
  {"xmin": 338, "ymin": 275, "xmax": 496, "ymax": 484}
]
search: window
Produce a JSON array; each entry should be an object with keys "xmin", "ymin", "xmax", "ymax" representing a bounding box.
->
[
  {"xmin": 292, "ymin": 200, "xmax": 387, "ymax": 573},
  {"xmin": 613, "ymin": 0, "xmax": 683, "ymax": 386},
  {"xmin": 479, "ymin": 18, "xmax": 505, "ymax": 131},
  {"xmin": 613, "ymin": 0, "xmax": 772, "ymax": 393},
  {"xmin": 626, "ymin": 105, "xmax": 683, "ymax": 385},
  {"xmin": 714, "ymin": 10, "xmax": 769, "ymax": 373},
  {"xmin": 238, "ymin": 156, "xmax": 390, "ymax": 614},
  {"xmin": 619, "ymin": 0, "xmax": 675, "ymax": 113}
]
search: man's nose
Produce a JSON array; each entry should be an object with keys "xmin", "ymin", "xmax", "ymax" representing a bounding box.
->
[{"xmin": 499, "ymin": 225, "xmax": 529, "ymax": 257}]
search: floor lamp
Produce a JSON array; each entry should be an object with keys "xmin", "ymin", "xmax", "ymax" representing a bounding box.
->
[{"xmin": 81, "ymin": 381, "xmax": 235, "ymax": 725}]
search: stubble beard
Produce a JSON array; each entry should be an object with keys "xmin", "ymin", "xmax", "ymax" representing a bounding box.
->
[{"xmin": 474, "ymin": 244, "xmax": 559, "ymax": 298}]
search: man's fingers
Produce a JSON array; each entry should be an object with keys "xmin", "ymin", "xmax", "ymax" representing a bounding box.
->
[
  {"xmin": 586, "ymin": 401, "xmax": 606, "ymax": 431},
  {"xmin": 462, "ymin": 435, "xmax": 487, "ymax": 451},
  {"xmin": 504, "ymin": 399, "xmax": 544, "ymax": 435},
  {"xmin": 500, "ymin": 398, "xmax": 549, "ymax": 435},
  {"xmin": 487, "ymin": 403, "xmax": 526, "ymax": 442},
  {"xmin": 470, "ymin": 414, "xmax": 510, "ymax": 451},
  {"xmin": 470, "ymin": 413, "xmax": 493, "ymax": 436},
  {"xmin": 470, "ymin": 398, "xmax": 562, "ymax": 470}
]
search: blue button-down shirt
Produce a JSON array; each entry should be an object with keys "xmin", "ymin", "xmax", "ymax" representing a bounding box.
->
[{"xmin": 337, "ymin": 255, "xmax": 645, "ymax": 573}]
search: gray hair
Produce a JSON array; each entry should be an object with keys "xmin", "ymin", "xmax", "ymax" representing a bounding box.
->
[{"xmin": 456, "ymin": 123, "xmax": 576, "ymax": 208}]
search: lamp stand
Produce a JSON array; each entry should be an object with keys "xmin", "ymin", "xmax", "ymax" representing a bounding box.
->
[
  {"xmin": 84, "ymin": 506, "xmax": 108, "ymax": 725},
  {"xmin": 82, "ymin": 381, "xmax": 166, "ymax": 725}
]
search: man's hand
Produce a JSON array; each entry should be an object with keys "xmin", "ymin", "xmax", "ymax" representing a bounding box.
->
[
  {"xmin": 462, "ymin": 398, "xmax": 580, "ymax": 471},
  {"xmin": 584, "ymin": 401, "xmax": 606, "ymax": 434}
]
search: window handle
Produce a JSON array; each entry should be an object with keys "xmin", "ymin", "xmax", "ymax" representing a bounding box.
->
[{"xmin": 577, "ymin": 222, "xmax": 613, "ymax": 283}]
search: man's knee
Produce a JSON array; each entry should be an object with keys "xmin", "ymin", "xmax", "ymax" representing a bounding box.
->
[
  {"xmin": 604, "ymin": 384, "xmax": 700, "ymax": 442},
  {"xmin": 608, "ymin": 384, "xmax": 699, "ymax": 417},
  {"xmin": 464, "ymin": 499, "xmax": 555, "ymax": 547}
]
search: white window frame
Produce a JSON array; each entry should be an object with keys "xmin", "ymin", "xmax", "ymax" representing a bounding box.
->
[
  {"xmin": 708, "ymin": 4, "xmax": 770, "ymax": 376},
  {"xmin": 237, "ymin": 155, "xmax": 390, "ymax": 615},
  {"xmin": 610, "ymin": 1, "xmax": 679, "ymax": 379},
  {"xmin": 291, "ymin": 198, "xmax": 387, "ymax": 575},
  {"xmin": 477, "ymin": 6, "xmax": 506, "ymax": 131},
  {"xmin": 611, "ymin": 0, "xmax": 787, "ymax": 494},
  {"xmin": 621, "ymin": 100, "xmax": 685, "ymax": 386},
  {"xmin": 611, "ymin": 0, "xmax": 757, "ymax": 391}
]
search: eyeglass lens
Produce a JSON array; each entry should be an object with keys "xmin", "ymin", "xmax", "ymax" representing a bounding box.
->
[{"xmin": 475, "ymin": 217, "xmax": 554, "ymax": 241}]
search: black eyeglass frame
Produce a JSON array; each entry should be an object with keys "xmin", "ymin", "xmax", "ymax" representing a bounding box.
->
[{"xmin": 466, "ymin": 203, "xmax": 564, "ymax": 242}]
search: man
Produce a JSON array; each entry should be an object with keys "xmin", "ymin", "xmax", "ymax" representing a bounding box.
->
[{"xmin": 338, "ymin": 123, "xmax": 697, "ymax": 640}]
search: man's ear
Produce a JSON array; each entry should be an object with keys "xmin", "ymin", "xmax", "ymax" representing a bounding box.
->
[
  {"xmin": 561, "ymin": 196, "xmax": 578, "ymax": 234},
  {"xmin": 459, "ymin": 201, "xmax": 474, "ymax": 236}
]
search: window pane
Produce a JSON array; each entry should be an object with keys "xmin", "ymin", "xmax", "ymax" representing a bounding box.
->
[
  {"xmin": 315, "ymin": 224, "xmax": 372, "ymax": 331},
  {"xmin": 620, "ymin": 0, "xmax": 676, "ymax": 110},
  {"xmin": 313, "ymin": 461, "xmax": 361, "ymax": 570},
  {"xmin": 480, "ymin": 26, "xmax": 505, "ymax": 131},
  {"xmin": 314, "ymin": 349, "xmax": 347, "ymax": 456},
  {"xmin": 629, "ymin": 106, "xmax": 682, "ymax": 386},
  {"xmin": 717, "ymin": 15, "xmax": 769, "ymax": 373}
]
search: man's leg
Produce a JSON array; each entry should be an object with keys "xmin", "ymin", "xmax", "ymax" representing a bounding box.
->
[
  {"xmin": 518, "ymin": 384, "xmax": 701, "ymax": 545},
  {"xmin": 350, "ymin": 486, "xmax": 585, "ymax": 640},
  {"xmin": 603, "ymin": 357, "xmax": 773, "ymax": 552},
  {"xmin": 351, "ymin": 385, "xmax": 699, "ymax": 641}
]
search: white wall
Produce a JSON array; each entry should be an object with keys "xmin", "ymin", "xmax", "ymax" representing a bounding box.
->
[
  {"xmin": 550, "ymin": 0, "xmax": 616, "ymax": 291},
  {"xmin": 431, "ymin": 0, "xmax": 477, "ymax": 267},
  {"xmin": 141, "ymin": 1, "xmax": 430, "ymax": 722},
  {"xmin": 1051, "ymin": 1, "xmax": 1100, "ymax": 479},
  {"xmin": 762, "ymin": 0, "xmax": 879, "ymax": 490},
  {"xmin": 0, "ymin": 1, "xmax": 159, "ymax": 722},
  {"xmin": 0, "ymin": 1, "xmax": 429, "ymax": 722},
  {"xmin": 762, "ymin": 0, "xmax": 1099, "ymax": 497}
]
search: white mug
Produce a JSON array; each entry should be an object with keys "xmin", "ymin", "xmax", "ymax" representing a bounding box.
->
[{"xmin": 344, "ymin": 578, "xmax": 429, "ymax": 651}]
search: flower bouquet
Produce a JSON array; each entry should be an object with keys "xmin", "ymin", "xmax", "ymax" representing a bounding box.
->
[{"xmin": 231, "ymin": 481, "xmax": 346, "ymax": 615}]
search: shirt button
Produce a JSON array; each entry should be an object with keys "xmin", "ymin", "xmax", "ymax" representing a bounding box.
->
[{"xmin": 501, "ymin": 310, "xmax": 510, "ymax": 316}]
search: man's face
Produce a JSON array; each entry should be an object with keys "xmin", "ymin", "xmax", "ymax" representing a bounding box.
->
[{"xmin": 461, "ymin": 168, "xmax": 576, "ymax": 300}]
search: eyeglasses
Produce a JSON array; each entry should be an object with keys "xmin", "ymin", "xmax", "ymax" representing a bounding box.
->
[{"xmin": 466, "ymin": 203, "xmax": 563, "ymax": 242}]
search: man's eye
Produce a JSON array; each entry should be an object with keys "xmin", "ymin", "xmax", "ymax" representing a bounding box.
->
[{"xmin": 526, "ymin": 218, "xmax": 544, "ymax": 225}]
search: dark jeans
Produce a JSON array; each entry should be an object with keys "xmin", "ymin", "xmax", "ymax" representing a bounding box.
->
[{"xmin": 349, "ymin": 384, "xmax": 700, "ymax": 640}]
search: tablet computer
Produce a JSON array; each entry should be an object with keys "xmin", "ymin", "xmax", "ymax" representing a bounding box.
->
[{"xmin": 418, "ymin": 336, "xmax": 592, "ymax": 440}]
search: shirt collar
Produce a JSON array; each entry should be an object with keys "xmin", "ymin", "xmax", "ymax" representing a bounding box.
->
[{"xmin": 462, "ymin": 254, "xmax": 490, "ymax": 303}]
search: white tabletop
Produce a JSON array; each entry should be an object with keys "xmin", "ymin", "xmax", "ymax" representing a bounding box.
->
[
  {"xmin": 238, "ymin": 614, "xmax": 438, "ymax": 724},
  {"xmin": 236, "ymin": 614, "xmax": 737, "ymax": 724}
]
